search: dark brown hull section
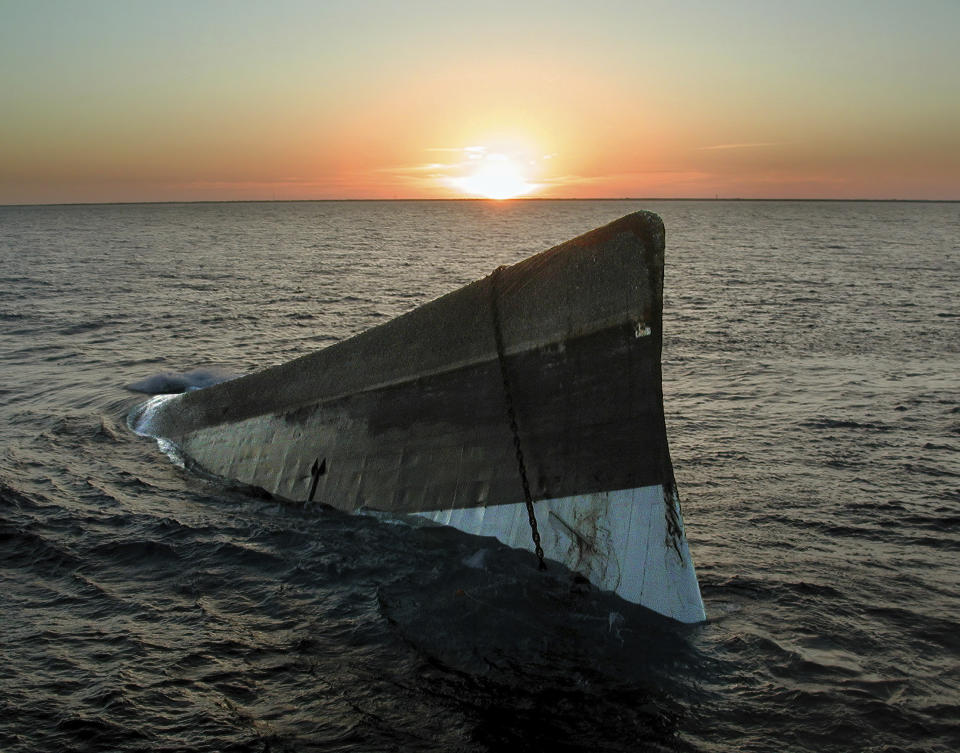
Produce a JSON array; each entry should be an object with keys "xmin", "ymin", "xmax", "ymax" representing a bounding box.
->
[{"xmin": 142, "ymin": 211, "xmax": 672, "ymax": 513}]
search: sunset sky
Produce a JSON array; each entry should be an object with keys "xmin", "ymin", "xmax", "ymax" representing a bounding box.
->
[{"xmin": 2, "ymin": 0, "xmax": 958, "ymax": 204}]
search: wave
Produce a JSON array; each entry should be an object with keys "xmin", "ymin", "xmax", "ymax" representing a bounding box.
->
[
  {"xmin": 124, "ymin": 367, "xmax": 240, "ymax": 395},
  {"xmin": 799, "ymin": 417, "xmax": 894, "ymax": 432}
]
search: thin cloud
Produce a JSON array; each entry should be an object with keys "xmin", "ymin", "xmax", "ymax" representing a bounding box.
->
[
  {"xmin": 382, "ymin": 163, "xmax": 451, "ymax": 174},
  {"xmin": 425, "ymin": 146, "xmax": 487, "ymax": 153},
  {"xmin": 697, "ymin": 142, "xmax": 784, "ymax": 151}
]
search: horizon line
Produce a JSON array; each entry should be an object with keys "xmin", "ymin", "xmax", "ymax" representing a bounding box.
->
[{"xmin": 3, "ymin": 197, "xmax": 959, "ymax": 209}]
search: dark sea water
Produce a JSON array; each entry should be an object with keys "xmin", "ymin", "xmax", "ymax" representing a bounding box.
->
[{"xmin": 1, "ymin": 199, "xmax": 958, "ymax": 753}]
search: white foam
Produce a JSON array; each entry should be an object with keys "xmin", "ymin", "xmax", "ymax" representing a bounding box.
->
[{"xmin": 126, "ymin": 394, "xmax": 178, "ymax": 438}]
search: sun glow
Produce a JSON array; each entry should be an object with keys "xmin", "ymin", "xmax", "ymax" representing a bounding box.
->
[{"xmin": 450, "ymin": 152, "xmax": 539, "ymax": 200}]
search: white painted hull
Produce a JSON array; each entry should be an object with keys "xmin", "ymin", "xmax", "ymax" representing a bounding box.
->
[{"xmin": 413, "ymin": 485, "xmax": 706, "ymax": 623}]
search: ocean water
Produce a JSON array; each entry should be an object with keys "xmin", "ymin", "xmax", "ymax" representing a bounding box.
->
[{"xmin": 1, "ymin": 199, "xmax": 957, "ymax": 753}]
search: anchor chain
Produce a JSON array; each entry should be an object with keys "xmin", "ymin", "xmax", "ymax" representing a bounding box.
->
[{"xmin": 488, "ymin": 265, "xmax": 546, "ymax": 571}]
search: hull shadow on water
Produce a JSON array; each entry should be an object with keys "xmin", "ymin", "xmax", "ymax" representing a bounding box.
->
[{"xmin": 2, "ymin": 395, "xmax": 710, "ymax": 753}]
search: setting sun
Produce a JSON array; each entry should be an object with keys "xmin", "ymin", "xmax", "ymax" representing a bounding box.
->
[
  {"xmin": 449, "ymin": 152, "xmax": 539, "ymax": 200},
  {"xmin": 1, "ymin": 2, "xmax": 957, "ymax": 204}
]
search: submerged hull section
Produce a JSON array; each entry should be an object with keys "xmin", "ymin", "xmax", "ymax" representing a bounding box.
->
[{"xmin": 135, "ymin": 211, "xmax": 706, "ymax": 623}]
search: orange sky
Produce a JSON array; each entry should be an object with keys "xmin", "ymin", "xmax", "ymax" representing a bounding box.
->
[{"xmin": 2, "ymin": 1, "xmax": 958, "ymax": 204}]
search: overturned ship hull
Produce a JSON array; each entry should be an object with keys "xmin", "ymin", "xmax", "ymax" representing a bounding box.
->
[{"xmin": 134, "ymin": 211, "xmax": 706, "ymax": 623}]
